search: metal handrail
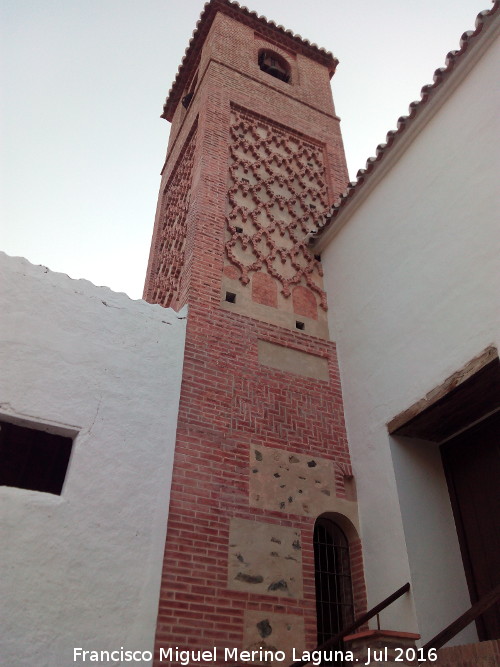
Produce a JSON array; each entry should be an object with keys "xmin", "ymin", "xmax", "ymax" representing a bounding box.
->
[{"xmin": 290, "ymin": 582, "xmax": 411, "ymax": 667}]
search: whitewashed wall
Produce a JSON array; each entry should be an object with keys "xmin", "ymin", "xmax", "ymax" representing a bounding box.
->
[
  {"xmin": 319, "ymin": 24, "xmax": 499, "ymax": 646},
  {"xmin": 0, "ymin": 253, "xmax": 186, "ymax": 667}
]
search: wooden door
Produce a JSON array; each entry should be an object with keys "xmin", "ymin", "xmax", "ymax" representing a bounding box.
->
[{"xmin": 441, "ymin": 411, "xmax": 500, "ymax": 639}]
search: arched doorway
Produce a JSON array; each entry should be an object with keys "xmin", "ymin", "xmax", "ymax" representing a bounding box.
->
[{"xmin": 313, "ymin": 517, "xmax": 354, "ymax": 646}]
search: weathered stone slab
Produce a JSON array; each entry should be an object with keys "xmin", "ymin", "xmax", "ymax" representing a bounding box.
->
[
  {"xmin": 228, "ymin": 518, "xmax": 303, "ymax": 598},
  {"xmin": 258, "ymin": 340, "xmax": 330, "ymax": 380},
  {"xmin": 250, "ymin": 443, "xmax": 335, "ymax": 517}
]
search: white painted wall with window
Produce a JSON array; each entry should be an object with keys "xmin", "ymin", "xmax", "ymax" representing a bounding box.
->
[{"xmin": 0, "ymin": 253, "xmax": 186, "ymax": 667}]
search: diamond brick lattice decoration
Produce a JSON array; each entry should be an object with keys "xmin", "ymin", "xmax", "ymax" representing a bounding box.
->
[
  {"xmin": 225, "ymin": 106, "xmax": 328, "ymax": 310},
  {"xmin": 149, "ymin": 127, "xmax": 197, "ymax": 308}
]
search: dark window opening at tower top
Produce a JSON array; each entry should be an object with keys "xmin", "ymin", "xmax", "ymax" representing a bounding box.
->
[
  {"xmin": 314, "ymin": 518, "xmax": 354, "ymax": 649},
  {"xmin": 182, "ymin": 70, "xmax": 198, "ymax": 109},
  {"xmin": 181, "ymin": 93, "xmax": 193, "ymax": 109},
  {"xmin": 258, "ymin": 50, "xmax": 291, "ymax": 83}
]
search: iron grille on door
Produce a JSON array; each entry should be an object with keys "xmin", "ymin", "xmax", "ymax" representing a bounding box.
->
[{"xmin": 314, "ymin": 518, "xmax": 354, "ymax": 647}]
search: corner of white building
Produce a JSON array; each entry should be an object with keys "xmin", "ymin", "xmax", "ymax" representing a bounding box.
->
[{"xmin": 0, "ymin": 252, "xmax": 186, "ymax": 667}]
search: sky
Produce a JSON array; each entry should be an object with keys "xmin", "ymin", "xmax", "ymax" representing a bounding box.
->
[{"xmin": 1, "ymin": 0, "xmax": 491, "ymax": 299}]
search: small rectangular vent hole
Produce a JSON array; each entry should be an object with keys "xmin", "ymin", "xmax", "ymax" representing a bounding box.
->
[
  {"xmin": 225, "ymin": 292, "xmax": 236, "ymax": 303},
  {"xmin": 295, "ymin": 321, "xmax": 305, "ymax": 330}
]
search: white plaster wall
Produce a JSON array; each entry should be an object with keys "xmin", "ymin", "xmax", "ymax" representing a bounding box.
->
[
  {"xmin": 321, "ymin": 31, "xmax": 500, "ymax": 645},
  {"xmin": 0, "ymin": 253, "xmax": 186, "ymax": 667}
]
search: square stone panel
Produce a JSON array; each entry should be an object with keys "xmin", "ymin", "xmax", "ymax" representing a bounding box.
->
[
  {"xmin": 243, "ymin": 611, "xmax": 306, "ymax": 664},
  {"xmin": 228, "ymin": 518, "xmax": 303, "ymax": 599},
  {"xmin": 258, "ymin": 340, "xmax": 330, "ymax": 381},
  {"xmin": 250, "ymin": 444, "xmax": 336, "ymax": 517}
]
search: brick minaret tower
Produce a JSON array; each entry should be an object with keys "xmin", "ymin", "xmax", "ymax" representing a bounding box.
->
[{"xmin": 144, "ymin": 1, "xmax": 366, "ymax": 662}]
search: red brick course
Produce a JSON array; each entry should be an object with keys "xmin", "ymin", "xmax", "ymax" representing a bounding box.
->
[
  {"xmin": 293, "ymin": 286, "xmax": 318, "ymax": 320},
  {"xmin": 252, "ymin": 272, "xmax": 278, "ymax": 309}
]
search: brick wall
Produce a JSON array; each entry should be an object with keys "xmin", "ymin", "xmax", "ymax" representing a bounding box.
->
[
  {"xmin": 153, "ymin": 306, "xmax": 363, "ymax": 658},
  {"xmin": 433, "ymin": 639, "xmax": 500, "ymax": 667},
  {"xmin": 144, "ymin": 6, "xmax": 364, "ymax": 664}
]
